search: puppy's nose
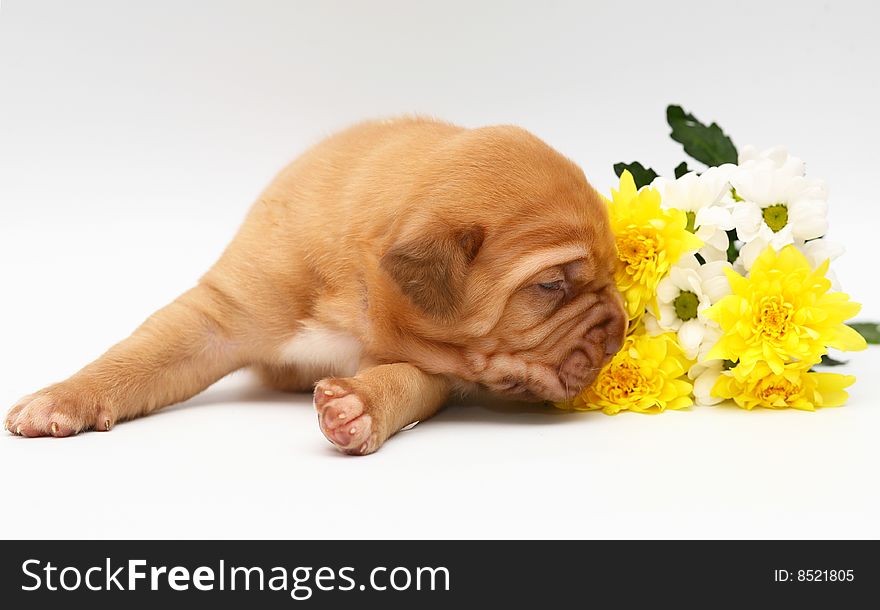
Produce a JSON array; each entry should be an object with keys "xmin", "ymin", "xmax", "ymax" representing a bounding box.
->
[
  {"xmin": 586, "ymin": 305, "xmax": 627, "ymax": 358},
  {"xmin": 605, "ymin": 331, "xmax": 623, "ymax": 355}
]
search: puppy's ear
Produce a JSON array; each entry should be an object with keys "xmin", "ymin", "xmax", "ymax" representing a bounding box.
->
[{"xmin": 381, "ymin": 225, "xmax": 485, "ymax": 320}]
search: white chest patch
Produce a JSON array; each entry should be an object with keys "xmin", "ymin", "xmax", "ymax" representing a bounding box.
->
[{"xmin": 278, "ymin": 323, "xmax": 363, "ymax": 378}]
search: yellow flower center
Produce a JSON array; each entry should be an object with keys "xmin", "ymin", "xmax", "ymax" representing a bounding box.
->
[
  {"xmin": 616, "ymin": 228, "xmax": 658, "ymax": 277},
  {"xmin": 762, "ymin": 204, "xmax": 789, "ymax": 233},
  {"xmin": 595, "ymin": 360, "xmax": 650, "ymax": 402},
  {"xmin": 754, "ymin": 296, "xmax": 794, "ymax": 341},
  {"xmin": 755, "ymin": 376, "xmax": 800, "ymax": 404},
  {"xmin": 685, "ymin": 211, "xmax": 697, "ymax": 233}
]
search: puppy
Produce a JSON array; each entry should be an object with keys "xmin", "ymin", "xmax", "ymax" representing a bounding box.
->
[{"xmin": 5, "ymin": 117, "xmax": 627, "ymax": 455}]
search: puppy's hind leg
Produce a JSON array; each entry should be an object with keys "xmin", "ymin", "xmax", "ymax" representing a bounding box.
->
[
  {"xmin": 5, "ymin": 282, "xmax": 250, "ymax": 437},
  {"xmin": 254, "ymin": 363, "xmax": 317, "ymax": 393}
]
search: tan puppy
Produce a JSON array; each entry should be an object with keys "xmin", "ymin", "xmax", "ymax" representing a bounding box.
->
[{"xmin": 5, "ymin": 117, "xmax": 626, "ymax": 455}]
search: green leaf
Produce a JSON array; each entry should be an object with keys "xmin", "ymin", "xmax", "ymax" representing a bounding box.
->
[
  {"xmin": 848, "ymin": 322, "xmax": 880, "ymax": 344},
  {"xmin": 613, "ymin": 161, "xmax": 659, "ymax": 189},
  {"xmin": 725, "ymin": 229, "xmax": 739, "ymax": 264},
  {"xmin": 674, "ymin": 162, "xmax": 691, "ymax": 178},
  {"xmin": 667, "ymin": 105, "xmax": 738, "ymax": 167},
  {"xmin": 819, "ymin": 354, "xmax": 848, "ymax": 367}
]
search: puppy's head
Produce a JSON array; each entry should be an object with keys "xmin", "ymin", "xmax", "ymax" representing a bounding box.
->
[{"xmin": 380, "ymin": 125, "xmax": 627, "ymax": 402}]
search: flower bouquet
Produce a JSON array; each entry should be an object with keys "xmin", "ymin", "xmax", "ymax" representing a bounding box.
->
[{"xmin": 558, "ymin": 106, "xmax": 879, "ymax": 414}]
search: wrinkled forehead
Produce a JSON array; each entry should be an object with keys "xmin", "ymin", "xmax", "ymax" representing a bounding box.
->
[
  {"xmin": 458, "ymin": 242, "xmax": 608, "ymax": 337},
  {"xmin": 484, "ymin": 190, "xmax": 615, "ymax": 271},
  {"xmin": 493, "ymin": 244, "xmax": 594, "ymax": 289}
]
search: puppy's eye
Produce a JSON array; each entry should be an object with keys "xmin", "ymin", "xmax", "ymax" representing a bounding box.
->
[{"xmin": 538, "ymin": 280, "xmax": 564, "ymax": 291}]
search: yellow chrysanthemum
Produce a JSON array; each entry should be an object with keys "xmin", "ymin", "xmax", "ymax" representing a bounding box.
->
[
  {"xmin": 557, "ymin": 327, "xmax": 694, "ymax": 415},
  {"xmin": 703, "ymin": 244, "xmax": 866, "ymax": 376},
  {"xmin": 713, "ymin": 361, "xmax": 855, "ymax": 411},
  {"xmin": 608, "ymin": 171, "xmax": 703, "ymax": 320}
]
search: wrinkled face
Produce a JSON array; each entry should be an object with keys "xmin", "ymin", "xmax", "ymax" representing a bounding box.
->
[
  {"xmin": 460, "ymin": 239, "xmax": 627, "ymax": 402},
  {"xmin": 382, "ymin": 189, "xmax": 628, "ymax": 403},
  {"xmin": 379, "ymin": 126, "xmax": 628, "ymax": 402}
]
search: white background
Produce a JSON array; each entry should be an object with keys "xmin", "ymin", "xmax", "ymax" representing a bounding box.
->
[{"xmin": 1, "ymin": 0, "xmax": 878, "ymax": 539}]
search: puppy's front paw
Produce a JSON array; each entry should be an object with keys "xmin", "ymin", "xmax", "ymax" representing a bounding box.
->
[
  {"xmin": 5, "ymin": 384, "xmax": 114, "ymax": 438},
  {"xmin": 314, "ymin": 379, "xmax": 378, "ymax": 456}
]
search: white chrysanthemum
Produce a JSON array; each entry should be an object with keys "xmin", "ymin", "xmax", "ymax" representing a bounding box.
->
[
  {"xmin": 729, "ymin": 159, "xmax": 828, "ymax": 272},
  {"xmin": 800, "ymin": 237, "xmax": 845, "ymax": 290},
  {"xmin": 651, "ymin": 165, "xmax": 736, "ymax": 263},
  {"xmin": 644, "ymin": 255, "xmax": 732, "ymax": 360},
  {"xmin": 689, "ymin": 360, "xmax": 725, "ymax": 406},
  {"xmin": 738, "ymin": 144, "xmax": 805, "ymax": 177}
]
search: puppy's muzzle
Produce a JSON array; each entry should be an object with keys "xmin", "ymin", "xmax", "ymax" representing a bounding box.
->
[{"xmin": 558, "ymin": 299, "xmax": 628, "ymax": 397}]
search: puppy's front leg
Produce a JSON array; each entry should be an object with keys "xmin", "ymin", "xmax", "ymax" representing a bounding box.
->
[
  {"xmin": 5, "ymin": 283, "xmax": 246, "ymax": 437},
  {"xmin": 314, "ymin": 363, "xmax": 451, "ymax": 455}
]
